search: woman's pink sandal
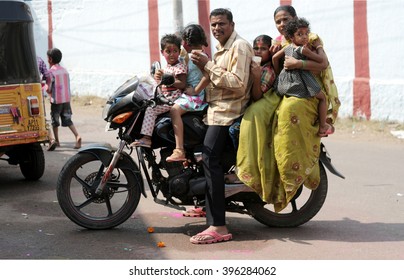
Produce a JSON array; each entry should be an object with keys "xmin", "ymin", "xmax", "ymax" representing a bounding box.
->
[{"xmin": 182, "ymin": 207, "xmax": 206, "ymax": 217}]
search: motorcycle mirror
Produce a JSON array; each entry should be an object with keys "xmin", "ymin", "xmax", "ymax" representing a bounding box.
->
[{"xmin": 150, "ymin": 61, "xmax": 161, "ymax": 76}]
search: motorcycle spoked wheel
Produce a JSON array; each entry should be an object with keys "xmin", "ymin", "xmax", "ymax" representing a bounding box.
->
[
  {"xmin": 245, "ymin": 162, "xmax": 328, "ymax": 228},
  {"xmin": 57, "ymin": 152, "xmax": 141, "ymax": 229}
]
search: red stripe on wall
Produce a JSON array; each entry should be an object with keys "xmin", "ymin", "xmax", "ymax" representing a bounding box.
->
[
  {"xmin": 47, "ymin": 0, "xmax": 53, "ymax": 49},
  {"xmin": 198, "ymin": 0, "xmax": 211, "ymax": 58},
  {"xmin": 353, "ymin": 0, "xmax": 371, "ymax": 119},
  {"xmin": 148, "ymin": 0, "xmax": 160, "ymax": 65},
  {"xmin": 280, "ymin": 0, "xmax": 292, "ymax": 6}
]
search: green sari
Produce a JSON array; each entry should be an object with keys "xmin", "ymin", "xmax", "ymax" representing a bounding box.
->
[{"xmin": 237, "ymin": 33, "xmax": 340, "ymax": 212}]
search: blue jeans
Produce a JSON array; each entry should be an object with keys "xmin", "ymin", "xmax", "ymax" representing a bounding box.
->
[{"xmin": 228, "ymin": 116, "xmax": 242, "ymax": 150}]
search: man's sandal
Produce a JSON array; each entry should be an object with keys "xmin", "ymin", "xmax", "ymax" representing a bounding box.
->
[{"xmin": 190, "ymin": 230, "xmax": 233, "ymax": 244}]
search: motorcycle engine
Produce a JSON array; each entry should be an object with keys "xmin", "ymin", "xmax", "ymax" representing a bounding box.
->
[
  {"xmin": 168, "ymin": 168, "xmax": 193, "ymax": 197},
  {"xmin": 159, "ymin": 148, "xmax": 191, "ymax": 198},
  {"xmin": 160, "ymin": 148, "xmax": 183, "ymax": 177}
]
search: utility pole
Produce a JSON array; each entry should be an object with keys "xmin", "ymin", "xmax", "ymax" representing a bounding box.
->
[{"xmin": 173, "ymin": 0, "xmax": 183, "ymax": 35}]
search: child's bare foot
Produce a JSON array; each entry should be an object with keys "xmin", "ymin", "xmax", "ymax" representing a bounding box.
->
[
  {"xmin": 318, "ymin": 123, "xmax": 335, "ymax": 137},
  {"xmin": 74, "ymin": 136, "xmax": 82, "ymax": 149},
  {"xmin": 47, "ymin": 139, "xmax": 57, "ymax": 151}
]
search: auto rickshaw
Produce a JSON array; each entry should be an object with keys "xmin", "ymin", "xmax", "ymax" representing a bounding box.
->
[{"xmin": 0, "ymin": 0, "xmax": 48, "ymax": 180}]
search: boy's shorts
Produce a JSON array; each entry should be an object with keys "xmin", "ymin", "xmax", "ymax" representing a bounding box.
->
[{"xmin": 50, "ymin": 102, "xmax": 73, "ymax": 127}]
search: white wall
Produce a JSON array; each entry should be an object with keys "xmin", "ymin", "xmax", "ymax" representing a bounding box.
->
[{"xmin": 26, "ymin": 0, "xmax": 404, "ymax": 122}]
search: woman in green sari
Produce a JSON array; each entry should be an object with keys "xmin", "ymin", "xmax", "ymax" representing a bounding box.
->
[{"xmin": 237, "ymin": 5, "xmax": 341, "ymax": 212}]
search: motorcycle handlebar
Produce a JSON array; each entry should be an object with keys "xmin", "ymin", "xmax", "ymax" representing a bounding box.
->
[
  {"xmin": 149, "ymin": 73, "xmax": 175, "ymax": 107},
  {"xmin": 145, "ymin": 87, "xmax": 173, "ymax": 108},
  {"xmin": 156, "ymin": 94, "xmax": 173, "ymax": 106}
]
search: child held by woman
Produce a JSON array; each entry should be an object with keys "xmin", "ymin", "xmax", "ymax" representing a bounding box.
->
[{"xmin": 272, "ymin": 17, "xmax": 334, "ymax": 137}]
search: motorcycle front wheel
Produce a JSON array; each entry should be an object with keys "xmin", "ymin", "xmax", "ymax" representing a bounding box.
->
[
  {"xmin": 245, "ymin": 162, "xmax": 328, "ymax": 228},
  {"xmin": 57, "ymin": 152, "xmax": 141, "ymax": 229}
]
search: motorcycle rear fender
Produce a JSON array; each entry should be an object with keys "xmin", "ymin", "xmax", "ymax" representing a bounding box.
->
[
  {"xmin": 319, "ymin": 143, "xmax": 345, "ymax": 179},
  {"xmin": 77, "ymin": 143, "xmax": 146, "ymax": 197}
]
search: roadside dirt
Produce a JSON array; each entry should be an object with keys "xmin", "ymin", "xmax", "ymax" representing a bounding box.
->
[
  {"xmin": 332, "ymin": 116, "xmax": 404, "ymax": 144},
  {"xmin": 70, "ymin": 95, "xmax": 404, "ymax": 145}
]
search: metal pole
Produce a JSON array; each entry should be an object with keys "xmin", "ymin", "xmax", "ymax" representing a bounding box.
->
[{"xmin": 173, "ymin": 0, "xmax": 183, "ymax": 35}]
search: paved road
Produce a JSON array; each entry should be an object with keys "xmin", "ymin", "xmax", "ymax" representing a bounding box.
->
[{"xmin": 1, "ymin": 104, "xmax": 404, "ymax": 263}]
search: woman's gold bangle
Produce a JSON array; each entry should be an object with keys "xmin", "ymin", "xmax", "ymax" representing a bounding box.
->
[{"xmin": 316, "ymin": 45, "xmax": 323, "ymax": 50}]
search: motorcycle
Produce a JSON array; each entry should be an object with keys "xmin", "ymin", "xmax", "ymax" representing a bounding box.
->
[{"xmin": 56, "ymin": 66, "xmax": 345, "ymax": 230}]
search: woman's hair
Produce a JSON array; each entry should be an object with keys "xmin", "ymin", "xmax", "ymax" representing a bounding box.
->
[
  {"xmin": 284, "ymin": 17, "xmax": 310, "ymax": 40},
  {"xmin": 181, "ymin": 24, "xmax": 208, "ymax": 47},
  {"xmin": 47, "ymin": 48, "xmax": 62, "ymax": 64},
  {"xmin": 273, "ymin": 5, "xmax": 297, "ymax": 18},
  {"xmin": 253, "ymin": 35, "xmax": 273, "ymax": 48},
  {"xmin": 210, "ymin": 8, "xmax": 233, "ymax": 22},
  {"xmin": 160, "ymin": 34, "xmax": 182, "ymax": 50}
]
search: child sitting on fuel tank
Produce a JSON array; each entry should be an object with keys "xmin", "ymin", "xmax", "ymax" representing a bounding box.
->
[{"xmin": 131, "ymin": 34, "xmax": 187, "ymax": 148}]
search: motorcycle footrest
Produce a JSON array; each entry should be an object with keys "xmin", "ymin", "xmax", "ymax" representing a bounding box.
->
[{"xmin": 154, "ymin": 197, "xmax": 186, "ymax": 211}]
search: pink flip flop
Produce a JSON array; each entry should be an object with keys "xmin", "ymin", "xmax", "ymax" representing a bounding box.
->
[
  {"xmin": 182, "ymin": 207, "xmax": 206, "ymax": 217},
  {"xmin": 190, "ymin": 230, "xmax": 233, "ymax": 244}
]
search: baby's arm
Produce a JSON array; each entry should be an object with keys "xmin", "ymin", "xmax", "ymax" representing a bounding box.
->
[
  {"xmin": 301, "ymin": 45, "xmax": 325, "ymax": 64},
  {"xmin": 272, "ymin": 48, "xmax": 285, "ymax": 75},
  {"xmin": 186, "ymin": 73, "xmax": 210, "ymax": 96},
  {"xmin": 284, "ymin": 38, "xmax": 328, "ymax": 72},
  {"xmin": 154, "ymin": 69, "xmax": 163, "ymax": 83},
  {"xmin": 46, "ymin": 75, "xmax": 52, "ymax": 93}
]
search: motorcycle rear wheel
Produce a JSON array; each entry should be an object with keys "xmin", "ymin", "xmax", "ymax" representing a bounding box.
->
[
  {"xmin": 57, "ymin": 152, "xmax": 141, "ymax": 229},
  {"xmin": 245, "ymin": 162, "xmax": 328, "ymax": 227}
]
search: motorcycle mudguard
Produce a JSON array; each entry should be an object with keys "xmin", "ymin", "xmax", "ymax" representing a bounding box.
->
[
  {"xmin": 319, "ymin": 143, "xmax": 345, "ymax": 179},
  {"xmin": 77, "ymin": 143, "xmax": 146, "ymax": 197}
]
